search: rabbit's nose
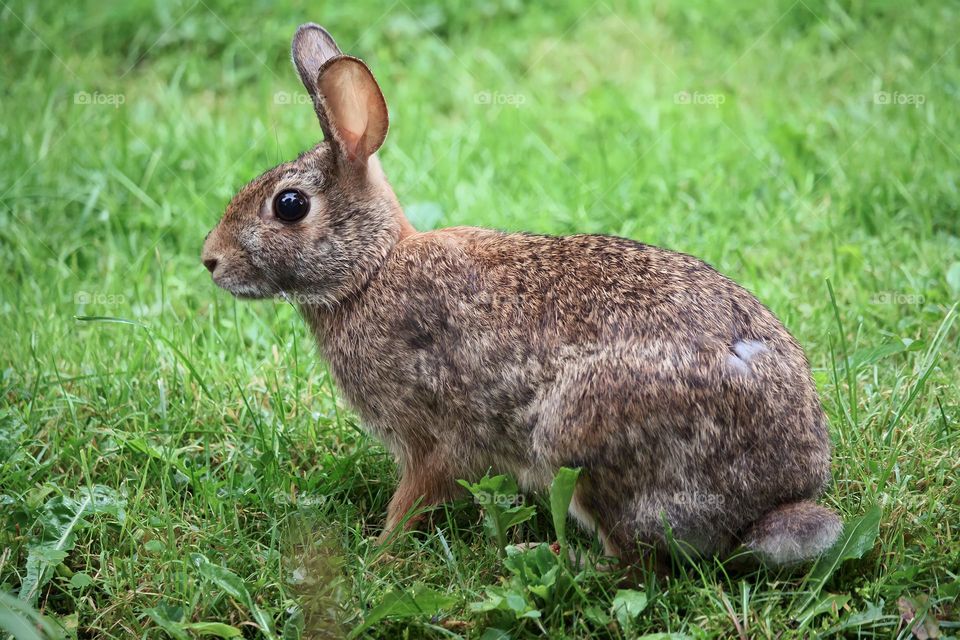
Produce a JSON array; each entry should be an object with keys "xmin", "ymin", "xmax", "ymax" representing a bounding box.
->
[{"xmin": 203, "ymin": 258, "xmax": 218, "ymax": 273}]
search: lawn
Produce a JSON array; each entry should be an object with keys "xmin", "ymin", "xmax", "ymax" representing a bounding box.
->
[{"xmin": 2, "ymin": 0, "xmax": 959, "ymax": 637}]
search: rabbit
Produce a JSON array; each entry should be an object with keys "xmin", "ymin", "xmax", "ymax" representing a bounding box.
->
[{"xmin": 201, "ymin": 23, "xmax": 842, "ymax": 568}]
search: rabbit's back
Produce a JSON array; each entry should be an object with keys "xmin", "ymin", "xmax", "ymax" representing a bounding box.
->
[{"xmin": 312, "ymin": 228, "xmax": 830, "ymax": 551}]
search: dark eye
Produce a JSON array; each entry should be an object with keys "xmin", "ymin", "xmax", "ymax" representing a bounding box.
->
[{"xmin": 273, "ymin": 189, "xmax": 309, "ymax": 222}]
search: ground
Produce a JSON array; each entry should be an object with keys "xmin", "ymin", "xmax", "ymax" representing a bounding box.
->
[{"xmin": 1, "ymin": 0, "xmax": 959, "ymax": 638}]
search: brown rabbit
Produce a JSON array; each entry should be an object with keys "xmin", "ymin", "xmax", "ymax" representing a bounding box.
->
[{"xmin": 202, "ymin": 24, "xmax": 841, "ymax": 567}]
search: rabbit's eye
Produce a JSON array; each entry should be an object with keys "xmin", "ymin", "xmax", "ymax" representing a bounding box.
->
[{"xmin": 273, "ymin": 189, "xmax": 309, "ymax": 222}]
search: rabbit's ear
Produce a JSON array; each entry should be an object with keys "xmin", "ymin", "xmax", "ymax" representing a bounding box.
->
[
  {"xmin": 292, "ymin": 23, "xmax": 342, "ymax": 96},
  {"xmin": 291, "ymin": 24, "xmax": 342, "ymax": 141},
  {"xmin": 314, "ymin": 56, "xmax": 388, "ymax": 165}
]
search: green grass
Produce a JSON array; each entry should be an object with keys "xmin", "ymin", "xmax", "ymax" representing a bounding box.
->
[{"xmin": 2, "ymin": 0, "xmax": 959, "ymax": 637}]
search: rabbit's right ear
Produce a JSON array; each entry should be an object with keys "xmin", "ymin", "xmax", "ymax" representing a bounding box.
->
[
  {"xmin": 292, "ymin": 24, "xmax": 342, "ymax": 138},
  {"xmin": 313, "ymin": 57, "xmax": 388, "ymax": 166}
]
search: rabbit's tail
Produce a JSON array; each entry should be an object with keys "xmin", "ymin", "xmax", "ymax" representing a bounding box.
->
[{"xmin": 743, "ymin": 501, "xmax": 842, "ymax": 566}]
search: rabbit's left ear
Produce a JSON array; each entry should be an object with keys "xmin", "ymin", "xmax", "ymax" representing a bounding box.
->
[
  {"xmin": 291, "ymin": 24, "xmax": 387, "ymax": 166},
  {"xmin": 291, "ymin": 24, "xmax": 342, "ymax": 140}
]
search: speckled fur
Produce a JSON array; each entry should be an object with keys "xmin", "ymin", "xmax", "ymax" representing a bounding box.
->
[{"xmin": 202, "ymin": 24, "xmax": 840, "ymax": 566}]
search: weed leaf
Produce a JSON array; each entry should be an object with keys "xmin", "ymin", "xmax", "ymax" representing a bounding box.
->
[
  {"xmin": 794, "ymin": 505, "xmax": 881, "ymax": 615},
  {"xmin": 946, "ymin": 261, "xmax": 960, "ymax": 294},
  {"xmin": 19, "ymin": 486, "xmax": 125, "ymax": 604},
  {"xmin": 181, "ymin": 621, "xmax": 244, "ymax": 637},
  {"xmin": 348, "ymin": 585, "xmax": 457, "ymax": 639},
  {"xmin": 0, "ymin": 590, "xmax": 64, "ymax": 640},
  {"xmin": 145, "ymin": 606, "xmax": 243, "ymax": 639},
  {"xmin": 794, "ymin": 593, "xmax": 850, "ymax": 628},
  {"xmin": 458, "ymin": 473, "xmax": 534, "ymax": 553},
  {"xmin": 144, "ymin": 606, "xmax": 190, "ymax": 640},
  {"xmin": 192, "ymin": 554, "xmax": 278, "ymax": 640},
  {"xmin": 823, "ymin": 600, "xmax": 896, "ymax": 635},
  {"xmin": 612, "ymin": 589, "xmax": 648, "ymax": 631},
  {"xmin": 549, "ymin": 467, "xmax": 580, "ymax": 547},
  {"xmin": 810, "ymin": 505, "xmax": 881, "ymax": 581}
]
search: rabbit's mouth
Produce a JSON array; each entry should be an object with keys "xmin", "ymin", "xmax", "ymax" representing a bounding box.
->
[
  {"xmin": 201, "ymin": 244, "xmax": 283, "ymax": 299},
  {"xmin": 210, "ymin": 267, "xmax": 279, "ymax": 300},
  {"xmin": 229, "ymin": 286, "xmax": 271, "ymax": 300},
  {"xmin": 221, "ymin": 279, "xmax": 278, "ymax": 300}
]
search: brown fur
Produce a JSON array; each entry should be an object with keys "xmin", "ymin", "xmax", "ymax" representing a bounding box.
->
[{"xmin": 202, "ymin": 24, "xmax": 841, "ymax": 564}]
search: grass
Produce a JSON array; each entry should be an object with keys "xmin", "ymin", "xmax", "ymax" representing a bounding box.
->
[{"xmin": 1, "ymin": 0, "xmax": 959, "ymax": 637}]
